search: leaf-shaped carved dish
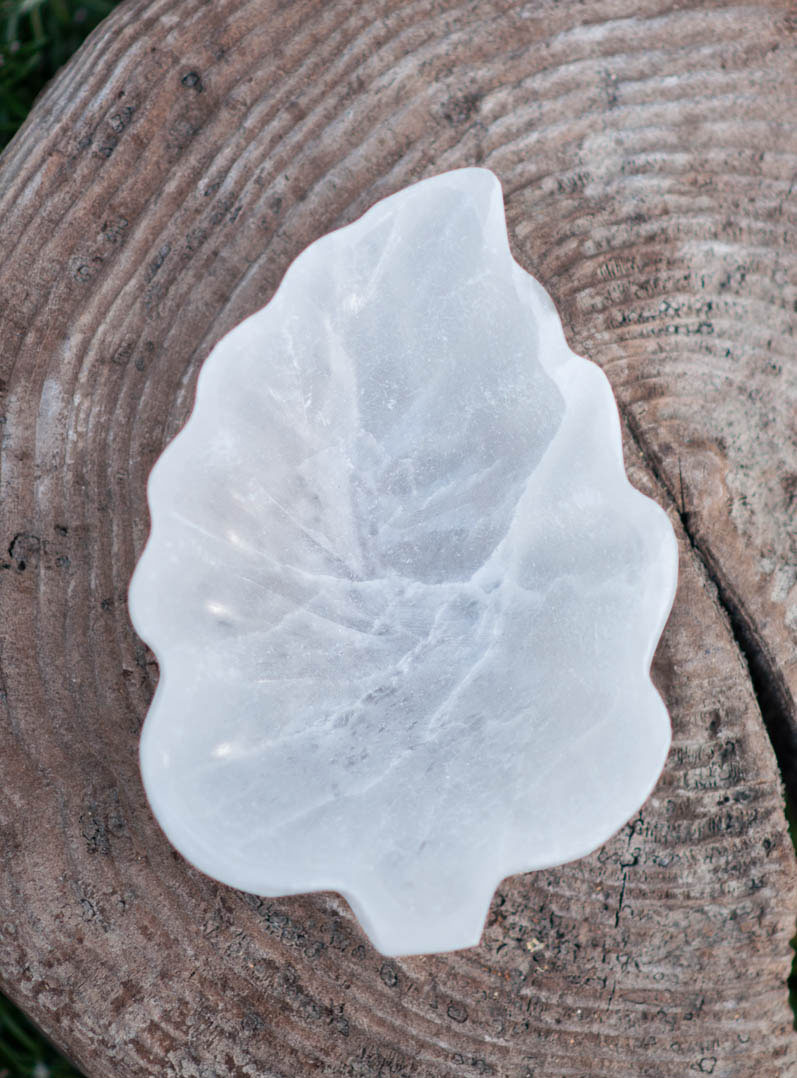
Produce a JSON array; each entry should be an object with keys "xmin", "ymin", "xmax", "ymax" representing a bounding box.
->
[{"xmin": 129, "ymin": 168, "xmax": 678, "ymax": 957}]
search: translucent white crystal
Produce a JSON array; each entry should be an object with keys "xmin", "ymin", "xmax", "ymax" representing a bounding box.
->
[{"xmin": 129, "ymin": 168, "xmax": 678, "ymax": 957}]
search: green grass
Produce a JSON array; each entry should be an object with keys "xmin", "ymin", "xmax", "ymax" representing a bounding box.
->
[
  {"xmin": 0, "ymin": 0, "xmax": 117, "ymax": 147},
  {"xmin": 0, "ymin": 994, "xmax": 83, "ymax": 1078}
]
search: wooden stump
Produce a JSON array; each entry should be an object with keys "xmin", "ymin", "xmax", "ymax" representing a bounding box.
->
[{"xmin": 1, "ymin": 1, "xmax": 795, "ymax": 1075}]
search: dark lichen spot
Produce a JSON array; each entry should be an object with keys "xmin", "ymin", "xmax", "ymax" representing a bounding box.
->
[
  {"xmin": 442, "ymin": 91, "xmax": 482, "ymax": 125},
  {"xmin": 8, "ymin": 532, "xmax": 40, "ymax": 572},
  {"xmin": 181, "ymin": 70, "xmax": 204, "ymax": 92},
  {"xmin": 447, "ymin": 1000, "xmax": 468, "ymax": 1023}
]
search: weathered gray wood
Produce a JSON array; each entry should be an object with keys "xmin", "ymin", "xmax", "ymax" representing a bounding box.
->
[{"xmin": 0, "ymin": 1, "xmax": 795, "ymax": 1075}]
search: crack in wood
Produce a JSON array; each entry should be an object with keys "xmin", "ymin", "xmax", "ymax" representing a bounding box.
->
[{"xmin": 621, "ymin": 406, "xmax": 797, "ymax": 808}]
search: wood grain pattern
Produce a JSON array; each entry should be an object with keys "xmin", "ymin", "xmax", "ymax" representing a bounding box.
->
[{"xmin": 0, "ymin": 1, "xmax": 795, "ymax": 1075}]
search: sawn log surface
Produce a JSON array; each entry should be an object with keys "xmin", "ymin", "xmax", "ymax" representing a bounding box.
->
[{"xmin": 0, "ymin": 1, "xmax": 796, "ymax": 1076}]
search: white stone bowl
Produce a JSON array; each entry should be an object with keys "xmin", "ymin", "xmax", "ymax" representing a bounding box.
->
[{"xmin": 129, "ymin": 168, "xmax": 678, "ymax": 956}]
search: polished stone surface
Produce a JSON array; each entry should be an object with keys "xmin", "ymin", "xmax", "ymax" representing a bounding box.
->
[{"xmin": 129, "ymin": 168, "xmax": 678, "ymax": 956}]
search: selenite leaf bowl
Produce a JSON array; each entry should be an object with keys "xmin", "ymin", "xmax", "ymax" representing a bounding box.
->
[{"xmin": 128, "ymin": 167, "xmax": 678, "ymax": 957}]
